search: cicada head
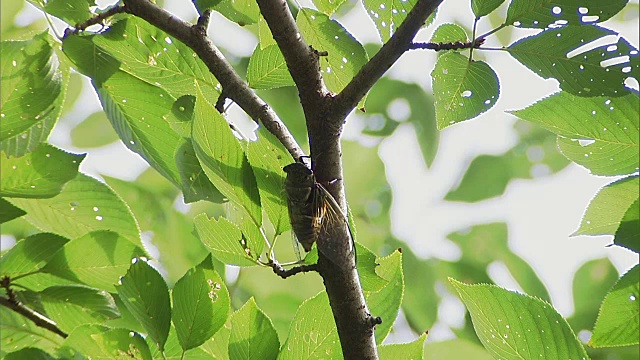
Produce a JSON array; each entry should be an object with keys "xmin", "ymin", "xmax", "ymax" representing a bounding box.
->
[{"xmin": 283, "ymin": 162, "xmax": 315, "ymax": 203}]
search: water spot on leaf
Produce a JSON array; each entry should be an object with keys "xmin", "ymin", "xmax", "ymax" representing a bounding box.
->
[{"xmin": 461, "ymin": 90, "xmax": 473, "ymax": 98}]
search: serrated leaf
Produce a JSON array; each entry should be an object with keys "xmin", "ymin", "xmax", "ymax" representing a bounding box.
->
[
  {"xmin": 378, "ymin": 332, "xmax": 427, "ymax": 359},
  {"xmin": 42, "ymin": 230, "xmax": 146, "ymax": 292},
  {"xmin": 0, "ymin": 197, "xmax": 26, "ymax": 223},
  {"xmin": 1, "ymin": 144, "xmax": 84, "ymax": 198},
  {"xmin": 172, "ymin": 255, "xmax": 230, "ymax": 351},
  {"xmin": 278, "ymin": 292, "xmax": 341, "ymax": 360},
  {"xmin": 245, "ymin": 127, "xmax": 291, "ymax": 235},
  {"xmin": 575, "ymin": 175, "xmax": 638, "ymax": 235},
  {"xmin": 506, "ymin": 0, "xmax": 628, "ymax": 28},
  {"xmin": 450, "ymin": 279, "xmax": 589, "ymax": 360},
  {"xmin": 4, "ymin": 347, "xmax": 55, "ymax": 360},
  {"xmin": 194, "ymin": 213, "xmax": 258, "ymax": 266},
  {"xmin": 40, "ymin": 285, "xmax": 120, "ymax": 334},
  {"xmin": 297, "ymin": 9, "xmax": 369, "ymax": 103},
  {"xmin": 43, "ymin": 0, "xmax": 95, "ymax": 24},
  {"xmin": 71, "ymin": 111, "xmax": 119, "ymax": 148},
  {"xmin": 196, "ymin": 0, "xmax": 259, "ymax": 25},
  {"xmin": 363, "ymin": 0, "xmax": 436, "ymax": 42},
  {"xmin": 64, "ymin": 325, "xmax": 152, "ymax": 359},
  {"xmin": 247, "ymin": 44, "xmax": 294, "ymax": 90},
  {"xmin": 590, "ymin": 264, "xmax": 639, "ymax": 347},
  {"xmin": 228, "ymin": 298, "xmax": 279, "ymax": 360},
  {"xmin": 365, "ymin": 250, "xmax": 403, "ymax": 344},
  {"xmin": 8, "ymin": 173, "xmax": 142, "ymax": 248},
  {"xmin": 192, "ymin": 84, "xmax": 262, "ymax": 224},
  {"xmin": 507, "ymin": 25, "xmax": 639, "ymax": 97},
  {"xmin": 432, "ymin": 52, "xmax": 499, "ymax": 128},
  {"xmin": 312, "ymin": 0, "xmax": 346, "ymax": 15},
  {"xmin": 356, "ymin": 242, "xmax": 388, "ymax": 292},
  {"xmin": 1, "ymin": 32, "xmax": 67, "ymax": 156},
  {"xmin": 614, "ymin": 198, "xmax": 639, "ymax": 252},
  {"xmin": 0, "ymin": 232, "xmax": 68, "ymax": 278},
  {"xmin": 0, "ymin": 307, "xmax": 62, "ymax": 355},
  {"xmin": 430, "ymin": 23, "xmax": 468, "ymax": 44},
  {"xmin": 116, "ymin": 259, "xmax": 171, "ymax": 351},
  {"xmin": 472, "ymin": 0, "xmax": 506, "ymax": 18}
]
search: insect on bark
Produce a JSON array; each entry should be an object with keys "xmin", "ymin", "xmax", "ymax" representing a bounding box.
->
[{"xmin": 283, "ymin": 161, "xmax": 355, "ymax": 269}]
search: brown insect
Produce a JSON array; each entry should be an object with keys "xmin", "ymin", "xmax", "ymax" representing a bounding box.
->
[{"xmin": 283, "ymin": 161, "xmax": 354, "ymax": 268}]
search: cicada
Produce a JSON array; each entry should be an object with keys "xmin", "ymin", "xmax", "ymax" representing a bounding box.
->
[{"xmin": 283, "ymin": 161, "xmax": 354, "ymax": 269}]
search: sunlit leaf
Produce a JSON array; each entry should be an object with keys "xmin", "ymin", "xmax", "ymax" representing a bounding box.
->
[
  {"xmin": 0, "ymin": 307, "xmax": 62, "ymax": 355},
  {"xmin": 196, "ymin": 0, "xmax": 259, "ymax": 25},
  {"xmin": 507, "ymin": 26, "xmax": 639, "ymax": 97},
  {"xmin": 228, "ymin": 298, "xmax": 279, "ymax": 360},
  {"xmin": 590, "ymin": 264, "xmax": 639, "ymax": 347},
  {"xmin": 614, "ymin": 198, "xmax": 639, "ymax": 252},
  {"xmin": 472, "ymin": 0, "xmax": 506, "ymax": 18},
  {"xmin": 451, "ymin": 279, "xmax": 589, "ymax": 360},
  {"xmin": 430, "ymin": 23, "xmax": 468, "ymax": 45},
  {"xmin": 42, "ymin": 0, "xmax": 95, "ymax": 24},
  {"xmin": 116, "ymin": 259, "xmax": 171, "ymax": 351},
  {"xmin": 257, "ymin": 16, "xmax": 276, "ymax": 49},
  {"xmin": 247, "ymin": 44, "xmax": 294, "ymax": 90},
  {"xmin": 424, "ymin": 339, "xmax": 493, "ymax": 360},
  {"xmin": 506, "ymin": 0, "xmax": 629, "ymax": 28},
  {"xmin": 378, "ymin": 332, "xmax": 426, "ymax": 359},
  {"xmin": 70, "ymin": 111, "xmax": 119, "ymax": 148},
  {"xmin": 194, "ymin": 213, "xmax": 258, "ymax": 266},
  {"xmin": 0, "ymin": 233, "xmax": 68, "ymax": 278},
  {"xmin": 64, "ymin": 325, "xmax": 152, "ymax": 359},
  {"xmin": 432, "ymin": 52, "xmax": 499, "ymax": 128},
  {"xmin": 3, "ymin": 347, "xmax": 55, "ymax": 360},
  {"xmin": 365, "ymin": 250, "xmax": 403, "ymax": 344},
  {"xmin": 363, "ymin": 0, "xmax": 436, "ymax": 42},
  {"xmin": 312, "ymin": 0, "xmax": 346, "ymax": 15}
]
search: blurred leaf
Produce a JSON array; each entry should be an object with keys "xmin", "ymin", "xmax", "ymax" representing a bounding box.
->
[
  {"xmin": 507, "ymin": 26, "xmax": 638, "ymax": 97},
  {"xmin": 194, "ymin": 213, "xmax": 259, "ymax": 266},
  {"xmin": 1, "ymin": 32, "xmax": 68, "ymax": 157},
  {"xmin": 451, "ymin": 279, "xmax": 589, "ymax": 360},
  {"xmin": 614, "ymin": 198, "xmax": 639, "ymax": 252},
  {"xmin": 1, "ymin": 144, "xmax": 84, "ymax": 198},
  {"xmin": 506, "ymin": 0, "xmax": 628, "ymax": 28},
  {"xmin": 297, "ymin": 9, "xmax": 369, "ymax": 106},
  {"xmin": 312, "ymin": 0, "xmax": 346, "ymax": 15},
  {"xmin": 40, "ymin": 285, "xmax": 120, "ymax": 334},
  {"xmin": 590, "ymin": 264, "xmax": 639, "ymax": 347},
  {"xmin": 365, "ymin": 250, "xmax": 403, "ymax": 344},
  {"xmin": 432, "ymin": 52, "xmax": 499, "ymax": 128},
  {"xmin": 472, "ymin": 0, "xmax": 506, "ymax": 17},
  {"xmin": 575, "ymin": 175, "xmax": 639, "ymax": 235},
  {"xmin": 247, "ymin": 44, "xmax": 294, "ymax": 90},
  {"xmin": 42, "ymin": 230, "xmax": 146, "ymax": 292},
  {"xmin": 63, "ymin": 325, "xmax": 152, "ymax": 359},
  {"xmin": 278, "ymin": 292, "xmax": 341, "ymax": 360},
  {"xmin": 172, "ymin": 255, "xmax": 230, "ymax": 351},
  {"xmin": 0, "ymin": 307, "xmax": 62, "ymax": 355},
  {"xmin": 569, "ymin": 258, "xmax": 619, "ymax": 333},
  {"xmin": 117, "ymin": 259, "xmax": 171, "ymax": 351},
  {"xmin": 0, "ymin": 197, "xmax": 26, "ymax": 224},
  {"xmin": 256, "ymin": 87, "xmax": 308, "ymax": 148},
  {"xmin": 228, "ymin": 298, "xmax": 279, "ymax": 360},
  {"xmin": 363, "ymin": 0, "xmax": 436, "ymax": 42},
  {"xmin": 192, "ymin": 84, "xmax": 262, "ymax": 225},
  {"xmin": 60, "ymin": 72, "xmax": 84, "ymax": 116},
  {"xmin": 41, "ymin": 0, "xmax": 95, "ymax": 24},
  {"xmin": 8, "ymin": 173, "xmax": 142, "ymax": 248},
  {"xmin": 70, "ymin": 111, "xmax": 119, "ymax": 148},
  {"xmin": 378, "ymin": 332, "xmax": 426, "ymax": 359},
  {"xmin": 430, "ymin": 23, "xmax": 468, "ymax": 44},
  {"xmin": 424, "ymin": 339, "xmax": 493, "ymax": 360},
  {"xmin": 4, "ymin": 347, "xmax": 55, "ymax": 360},
  {"xmin": 1, "ymin": 1, "xmax": 24, "ymax": 35}
]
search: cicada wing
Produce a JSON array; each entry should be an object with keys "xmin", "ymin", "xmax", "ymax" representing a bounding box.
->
[{"xmin": 313, "ymin": 184, "xmax": 355, "ymax": 270}]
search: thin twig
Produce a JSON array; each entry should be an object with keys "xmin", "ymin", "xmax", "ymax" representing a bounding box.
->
[
  {"xmin": 409, "ymin": 38, "xmax": 485, "ymax": 51},
  {"xmin": 269, "ymin": 261, "xmax": 318, "ymax": 279},
  {"xmin": 68, "ymin": 5, "xmax": 128, "ymax": 35}
]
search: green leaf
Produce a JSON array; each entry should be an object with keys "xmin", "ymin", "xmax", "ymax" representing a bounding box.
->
[
  {"xmin": 0, "ymin": 197, "xmax": 25, "ymax": 224},
  {"xmin": 590, "ymin": 264, "xmax": 639, "ymax": 347},
  {"xmin": 43, "ymin": 0, "xmax": 95, "ymax": 24},
  {"xmin": 0, "ymin": 233, "xmax": 68, "ymax": 277},
  {"xmin": 365, "ymin": 250, "xmax": 403, "ymax": 344},
  {"xmin": 228, "ymin": 298, "xmax": 279, "ymax": 360},
  {"xmin": 278, "ymin": 292, "xmax": 341, "ymax": 360},
  {"xmin": 569, "ymin": 258, "xmax": 619, "ymax": 333},
  {"xmin": 70, "ymin": 111, "xmax": 119, "ymax": 148},
  {"xmin": 431, "ymin": 52, "xmax": 499, "ymax": 129},
  {"xmin": 297, "ymin": 9, "xmax": 369, "ymax": 103},
  {"xmin": 247, "ymin": 44, "xmax": 295, "ymax": 90},
  {"xmin": 0, "ymin": 307, "xmax": 63, "ymax": 355},
  {"xmin": 312, "ymin": 0, "xmax": 347, "ymax": 15},
  {"xmin": 8, "ymin": 173, "xmax": 142, "ymax": 248},
  {"xmin": 196, "ymin": 0, "xmax": 259, "ymax": 25},
  {"xmin": 614, "ymin": 198, "xmax": 639, "ymax": 252},
  {"xmin": 506, "ymin": 0, "xmax": 629, "ymax": 28},
  {"xmin": 257, "ymin": 16, "xmax": 276, "ymax": 49},
  {"xmin": 424, "ymin": 339, "xmax": 494, "ymax": 360},
  {"xmin": 192, "ymin": 84, "xmax": 262, "ymax": 225},
  {"xmin": 116, "ymin": 259, "xmax": 171, "ymax": 351},
  {"xmin": 245, "ymin": 127, "xmax": 292, "ymax": 236},
  {"xmin": 575, "ymin": 175, "xmax": 639, "ymax": 235},
  {"xmin": 378, "ymin": 332, "xmax": 426, "ymax": 359},
  {"xmin": 450, "ymin": 279, "xmax": 589, "ymax": 360},
  {"xmin": 4, "ymin": 347, "xmax": 55, "ymax": 360},
  {"xmin": 430, "ymin": 23, "xmax": 468, "ymax": 44},
  {"xmin": 511, "ymin": 91, "xmax": 639, "ymax": 176},
  {"xmin": 1, "ymin": 144, "xmax": 84, "ymax": 198},
  {"xmin": 200, "ymin": 325, "xmax": 230, "ymax": 359},
  {"xmin": 356, "ymin": 242, "xmax": 388, "ymax": 292},
  {"xmin": 147, "ymin": 324, "xmax": 212, "ymax": 359},
  {"xmin": 363, "ymin": 0, "xmax": 436, "ymax": 42},
  {"xmin": 40, "ymin": 285, "xmax": 120, "ymax": 334},
  {"xmin": 172, "ymin": 255, "xmax": 230, "ymax": 351},
  {"xmin": 472, "ymin": 0, "xmax": 506, "ymax": 17},
  {"xmin": 42, "ymin": 230, "xmax": 146, "ymax": 292},
  {"xmin": 194, "ymin": 213, "xmax": 258, "ymax": 266},
  {"xmin": 64, "ymin": 325, "xmax": 152, "ymax": 359},
  {"xmin": 1, "ymin": 33, "xmax": 67, "ymax": 156},
  {"xmin": 507, "ymin": 26, "xmax": 639, "ymax": 97}
]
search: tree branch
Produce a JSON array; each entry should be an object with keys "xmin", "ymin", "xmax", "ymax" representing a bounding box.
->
[
  {"xmin": 0, "ymin": 296, "xmax": 68, "ymax": 339},
  {"xmin": 332, "ymin": 0, "xmax": 444, "ymax": 119},
  {"xmin": 121, "ymin": 0, "xmax": 304, "ymax": 160}
]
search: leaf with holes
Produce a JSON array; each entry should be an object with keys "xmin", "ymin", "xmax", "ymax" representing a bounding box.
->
[
  {"xmin": 247, "ymin": 44, "xmax": 294, "ymax": 90},
  {"xmin": 507, "ymin": 25, "xmax": 639, "ymax": 97},
  {"xmin": 506, "ymin": 0, "xmax": 628, "ymax": 28},
  {"xmin": 450, "ymin": 279, "xmax": 588, "ymax": 360},
  {"xmin": 196, "ymin": 0, "xmax": 259, "ymax": 25},
  {"xmin": 472, "ymin": 0, "xmax": 506, "ymax": 18},
  {"xmin": 228, "ymin": 298, "xmax": 279, "ymax": 360},
  {"xmin": 172, "ymin": 255, "xmax": 230, "ymax": 351},
  {"xmin": 590, "ymin": 264, "xmax": 639, "ymax": 347},
  {"xmin": 194, "ymin": 213, "xmax": 258, "ymax": 266},
  {"xmin": 432, "ymin": 52, "xmax": 499, "ymax": 129},
  {"xmin": 363, "ymin": 0, "xmax": 436, "ymax": 42},
  {"xmin": 1, "ymin": 144, "xmax": 84, "ymax": 198},
  {"xmin": 117, "ymin": 259, "xmax": 171, "ymax": 351},
  {"xmin": 313, "ymin": 0, "xmax": 347, "ymax": 15},
  {"xmin": 511, "ymin": 91, "xmax": 639, "ymax": 176}
]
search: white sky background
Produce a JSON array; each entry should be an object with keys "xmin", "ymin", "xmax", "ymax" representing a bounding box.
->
[{"xmin": 7, "ymin": 0, "xmax": 639, "ymax": 344}]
